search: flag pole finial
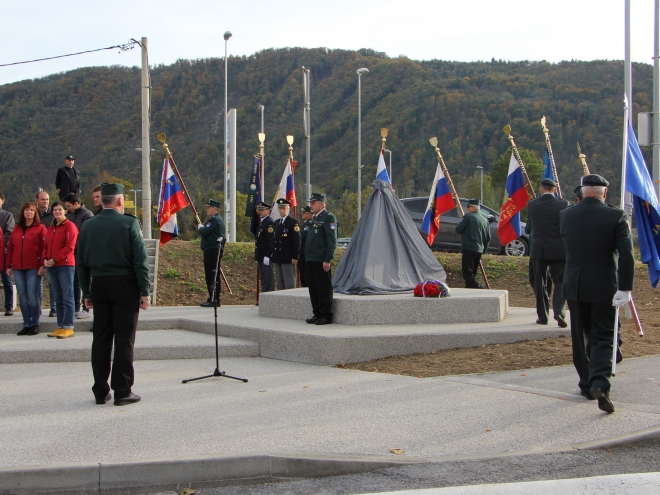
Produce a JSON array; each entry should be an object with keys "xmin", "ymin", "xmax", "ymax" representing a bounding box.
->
[
  {"xmin": 258, "ymin": 132, "xmax": 265, "ymax": 157},
  {"xmin": 286, "ymin": 135, "xmax": 294, "ymax": 160},
  {"xmin": 380, "ymin": 128, "xmax": 388, "ymax": 151}
]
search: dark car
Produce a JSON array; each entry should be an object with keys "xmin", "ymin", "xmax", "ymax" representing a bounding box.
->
[{"xmin": 400, "ymin": 197, "xmax": 529, "ymax": 256}]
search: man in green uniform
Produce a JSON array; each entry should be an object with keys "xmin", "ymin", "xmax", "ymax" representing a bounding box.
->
[
  {"xmin": 560, "ymin": 174, "xmax": 634, "ymax": 413},
  {"xmin": 298, "ymin": 205, "xmax": 313, "ymax": 288},
  {"xmin": 77, "ymin": 183, "xmax": 150, "ymax": 407},
  {"xmin": 198, "ymin": 199, "xmax": 226, "ymax": 307},
  {"xmin": 304, "ymin": 193, "xmax": 338, "ymax": 325},
  {"xmin": 455, "ymin": 198, "xmax": 490, "ymax": 288}
]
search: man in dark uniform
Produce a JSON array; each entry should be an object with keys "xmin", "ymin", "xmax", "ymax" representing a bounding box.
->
[
  {"xmin": 55, "ymin": 155, "xmax": 81, "ymax": 200},
  {"xmin": 298, "ymin": 206, "xmax": 313, "ymax": 287},
  {"xmin": 560, "ymin": 174, "xmax": 634, "ymax": 413},
  {"xmin": 254, "ymin": 202, "xmax": 275, "ymax": 294},
  {"xmin": 198, "ymin": 199, "xmax": 226, "ymax": 307},
  {"xmin": 77, "ymin": 183, "xmax": 150, "ymax": 407},
  {"xmin": 304, "ymin": 193, "xmax": 338, "ymax": 325},
  {"xmin": 272, "ymin": 198, "xmax": 301, "ymax": 290},
  {"xmin": 455, "ymin": 199, "xmax": 490, "ymax": 288},
  {"xmin": 526, "ymin": 178, "xmax": 570, "ymax": 327}
]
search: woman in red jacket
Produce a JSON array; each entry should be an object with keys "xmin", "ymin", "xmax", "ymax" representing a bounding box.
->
[
  {"xmin": 7, "ymin": 203, "xmax": 47, "ymax": 335},
  {"xmin": 40, "ymin": 201, "xmax": 78, "ymax": 339}
]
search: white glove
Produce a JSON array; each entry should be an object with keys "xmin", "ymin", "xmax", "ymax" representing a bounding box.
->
[
  {"xmin": 197, "ymin": 224, "xmax": 203, "ymax": 230},
  {"xmin": 263, "ymin": 256, "xmax": 270, "ymax": 266},
  {"xmin": 612, "ymin": 290, "xmax": 632, "ymax": 307}
]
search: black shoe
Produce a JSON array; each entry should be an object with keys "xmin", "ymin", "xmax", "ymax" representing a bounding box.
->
[
  {"xmin": 580, "ymin": 389, "xmax": 596, "ymax": 400},
  {"xmin": 49, "ymin": 308, "xmax": 56, "ymax": 317},
  {"xmin": 590, "ymin": 388, "xmax": 615, "ymax": 413},
  {"xmin": 114, "ymin": 392, "xmax": 141, "ymax": 406},
  {"xmin": 315, "ymin": 317, "xmax": 331, "ymax": 325},
  {"xmin": 96, "ymin": 393, "xmax": 112, "ymax": 405},
  {"xmin": 16, "ymin": 327, "xmax": 30, "ymax": 336},
  {"xmin": 536, "ymin": 319, "xmax": 548, "ymax": 325},
  {"xmin": 5, "ymin": 310, "xmax": 13, "ymax": 316},
  {"xmin": 305, "ymin": 316, "xmax": 318, "ymax": 324},
  {"xmin": 200, "ymin": 301, "xmax": 219, "ymax": 308},
  {"xmin": 554, "ymin": 315, "xmax": 568, "ymax": 328},
  {"xmin": 26, "ymin": 326, "xmax": 39, "ymax": 336},
  {"xmin": 616, "ymin": 348, "xmax": 623, "ymax": 364}
]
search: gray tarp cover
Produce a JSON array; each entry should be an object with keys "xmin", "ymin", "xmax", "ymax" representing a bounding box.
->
[{"xmin": 333, "ymin": 179, "xmax": 446, "ymax": 295}]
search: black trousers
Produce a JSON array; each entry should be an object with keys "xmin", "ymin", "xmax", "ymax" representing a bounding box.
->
[
  {"xmin": 203, "ymin": 248, "xmax": 222, "ymax": 302},
  {"xmin": 305, "ymin": 261, "xmax": 333, "ymax": 319},
  {"xmin": 298, "ymin": 254, "xmax": 307, "ymax": 288},
  {"xmin": 90, "ymin": 276, "xmax": 140, "ymax": 401},
  {"xmin": 461, "ymin": 250, "xmax": 482, "ymax": 288},
  {"xmin": 528, "ymin": 258, "xmax": 552, "ymax": 296},
  {"xmin": 567, "ymin": 299, "xmax": 616, "ymax": 394},
  {"xmin": 532, "ymin": 258, "xmax": 566, "ymax": 323}
]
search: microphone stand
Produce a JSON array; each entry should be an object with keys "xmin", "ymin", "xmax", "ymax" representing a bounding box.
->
[{"xmin": 183, "ymin": 236, "xmax": 248, "ymax": 384}]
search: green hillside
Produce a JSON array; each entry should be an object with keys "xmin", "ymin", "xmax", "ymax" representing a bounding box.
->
[{"xmin": 0, "ymin": 47, "xmax": 652, "ymax": 227}]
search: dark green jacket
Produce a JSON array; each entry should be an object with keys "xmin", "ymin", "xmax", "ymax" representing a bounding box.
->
[
  {"xmin": 456, "ymin": 211, "xmax": 491, "ymax": 253},
  {"xmin": 300, "ymin": 219, "xmax": 313, "ymax": 253},
  {"xmin": 76, "ymin": 209, "xmax": 150, "ymax": 298},
  {"xmin": 199, "ymin": 213, "xmax": 226, "ymax": 252},
  {"xmin": 305, "ymin": 209, "xmax": 338, "ymax": 263}
]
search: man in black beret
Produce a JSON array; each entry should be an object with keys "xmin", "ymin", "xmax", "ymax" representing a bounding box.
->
[
  {"xmin": 198, "ymin": 199, "xmax": 226, "ymax": 307},
  {"xmin": 455, "ymin": 199, "xmax": 490, "ymax": 288},
  {"xmin": 526, "ymin": 178, "xmax": 570, "ymax": 327},
  {"xmin": 573, "ymin": 185, "xmax": 583, "ymax": 203},
  {"xmin": 272, "ymin": 198, "xmax": 301, "ymax": 290},
  {"xmin": 298, "ymin": 205, "xmax": 313, "ymax": 287},
  {"xmin": 559, "ymin": 174, "xmax": 634, "ymax": 413},
  {"xmin": 254, "ymin": 202, "xmax": 275, "ymax": 294},
  {"xmin": 55, "ymin": 155, "xmax": 81, "ymax": 200},
  {"xmin": 77, "ymin": 183, "xmax": 151, "ymax": 407}
]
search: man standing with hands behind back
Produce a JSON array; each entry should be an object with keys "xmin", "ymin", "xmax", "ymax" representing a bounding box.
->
[
  {"xmin": 455, "ymin": 199, "xmax": 490, "ymax": 289},
  {"xmin": 55, "ymin": 155, "xmax": 81, "ymax": 200}
]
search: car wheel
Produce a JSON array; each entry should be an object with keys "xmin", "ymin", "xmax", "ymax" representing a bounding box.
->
[{"xmin": 504, "ymin": 238, "xmax": 528, "ymax": 257}]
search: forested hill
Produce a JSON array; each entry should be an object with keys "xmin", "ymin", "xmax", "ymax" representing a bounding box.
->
[{"xmin": 0, "ymin": 47, "xmax": 653, "ymax": 212}]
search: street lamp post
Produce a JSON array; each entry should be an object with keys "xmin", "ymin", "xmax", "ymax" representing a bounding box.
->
[
  {"xmin": 224, "ymin": 30, "xmax": 232, "ymax": 239},
  {"xmin": 356, "ymin": 67, "xmax": 369, "ymax": 220},
  {"xmin": 384, "ymin": 149, "xmax": 392, "ymax": 185},
  {"xmin": 258, "ymin": 105, "xmax": 265, "ymax": 195},
  {"xmin": 476, "ymin": 166, "xmax": 484, "ymax": 205}
]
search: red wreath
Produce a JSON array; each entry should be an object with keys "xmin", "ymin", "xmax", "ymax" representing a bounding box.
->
[{"xmin": 414, "ymin": 282, "xmax": 441, "ymax": 298}]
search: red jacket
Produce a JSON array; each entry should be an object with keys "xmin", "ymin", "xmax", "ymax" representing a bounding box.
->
[
  {"xmin": 45, "ymin": 219, "xmax": 78, "ymax": 267},
  {"xmin": 7, "ymin": 224, "xmax": 47, "ymax": 270},
  {"xmin": 0, "ymin": 227, "xmax": 5, "ymax": 270}
]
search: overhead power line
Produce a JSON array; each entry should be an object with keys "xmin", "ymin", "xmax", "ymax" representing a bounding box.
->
[{"xmin": 0, "ymin": 40, "xmax": 140, "ymax": 68}]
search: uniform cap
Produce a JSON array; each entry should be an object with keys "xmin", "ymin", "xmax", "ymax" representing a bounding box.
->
[
  {"xmin": 65, "ymin": 155, "xmax": 75, "ymax": 160},
  {"xmin": 302, "ymin": 205, "xmax": 312, "ymax": 213},
  {"xmin": 256, "ymin": 201, "xmax": 271, "ymax": 211},
  {"xmin": 467, "ymin": 198, "xmax": 479, "ymax": 206},
  {"xmin": 581, "ymin": 174, "xmax": 609, "ymax": 187},
  {"xmin": 310, "ymin": 193, "xmax": 326, "ymax": 202},
  {"xmin": 540, "ymin": 178, "xmax": 556, "ymax": 187},
  {"xmin": 100, "ymin": 182, "xmax": 124, "ymax": 195},
  {"xmin": 206, "ymin": 199, "xmax": 221, "ymax": 208},
  {"xmin": 276, "ymin": 198, "xmax": 291, "ymax": 206}
]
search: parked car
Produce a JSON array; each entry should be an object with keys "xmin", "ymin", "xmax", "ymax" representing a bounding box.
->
[
  {"xmin": 336, "ymin": 197, "xmax": 529, "ymax": 257},
  {"xmin": 401, "ymin": 197, "xmax": 529, "ymax": 256}
]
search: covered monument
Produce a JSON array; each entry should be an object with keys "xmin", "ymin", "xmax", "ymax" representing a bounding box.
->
[{"xmin": 332, "ymin": 179, "xmax": 446, "ymax": 295}]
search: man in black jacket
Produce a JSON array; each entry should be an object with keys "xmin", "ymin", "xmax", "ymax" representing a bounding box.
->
[
  {"xmin": 254, "ymin": 202, "xmax": 275, "ymax": 294},
  {"xmin": 56, "ymin": 155, "xmax": 81, "ymax": 200},
  {"xmin": 559, "ymin": 174, "xmax": 635, "ymax": 413},
  {"xmin": 272, "ymin": 198, "xmax": 301, "ymax": 290},
  {"xmin": 526, "ymin": 178, "xmax": 570, "ymax": 327}
]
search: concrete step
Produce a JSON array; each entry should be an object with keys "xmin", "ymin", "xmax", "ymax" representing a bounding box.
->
[{"xmin": 0, "ymin": 329, "xmax": 258, "ymax": 364}]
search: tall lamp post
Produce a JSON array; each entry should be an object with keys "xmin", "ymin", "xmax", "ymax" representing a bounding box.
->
[
  {"xmin": 223, "ymin": 30, "xmax": 232, "ymax": 239},
  {"xmin": 476, "ymin": 166, "xmax": 484, "ymax": 205},
  {"xmin": 258, "ymin": 105, "xmax": 265, "ymax": 195},
  {"xmin": 384, "ymin": 149, "xmax": 392, "ymax": 185},
  {"xmin": 356, "ymin": 67, "xmax": 369, "ymax": 220}
]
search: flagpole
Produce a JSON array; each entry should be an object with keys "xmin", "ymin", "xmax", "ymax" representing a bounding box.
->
[
  {"xmin": 429, "ymin": 137, "xmax": 490, "ymax": 289},
  {"xmin": 503, "ymin": 125, "xmax": 536, "ymax": 199},
  {"xmin": 540, "ymin": 116, "xmax": 562, "ymax": 198},
  {"xmin": 577, "ymin": 143, "xmax": 590, "ymax": 176}
]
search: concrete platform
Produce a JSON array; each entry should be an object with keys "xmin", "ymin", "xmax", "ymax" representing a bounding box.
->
[{"xmin": 259, "ymin": 288, "xmax": 508, "ymax": 325}]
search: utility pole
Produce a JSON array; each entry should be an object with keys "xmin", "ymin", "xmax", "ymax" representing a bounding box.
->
[
  {"xmin": 259, "ymin": 104, "xmax": 265, "ymax": 195},
  {"xmin": 624, "ymin": 0, "xmax": 634, "ymax": 217},
  {"xmin": 140, "ymin": 37, "xmax": 151, "ymax": 238},
  {"xmin": 654, "ymin": 0, "xmax": 660, "ymax": 198}
]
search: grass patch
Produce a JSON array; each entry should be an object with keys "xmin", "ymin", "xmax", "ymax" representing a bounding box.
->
[{"xmin": 163, "ymin": 267, "xmax": 182, "ymax": 279}]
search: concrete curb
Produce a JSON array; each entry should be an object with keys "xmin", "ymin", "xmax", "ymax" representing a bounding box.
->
[{"xmin": 3, "ymin": 427, "xmax": 660, "ymax": 494}]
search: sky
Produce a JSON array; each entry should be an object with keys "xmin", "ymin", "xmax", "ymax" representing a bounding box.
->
[{"xmin": 0, "ymin": 0, "xmax": 658, "ymax": 86}]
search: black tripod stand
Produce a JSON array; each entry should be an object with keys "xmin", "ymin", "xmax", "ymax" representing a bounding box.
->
[{"xmin": 183, "ymin": 237, "xmax": 248, "ymax": 384}]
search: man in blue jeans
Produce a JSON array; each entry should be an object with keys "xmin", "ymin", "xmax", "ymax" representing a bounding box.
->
[
  {"xmin": 36, "ymin": 190, "xmax": 56, "ymax": 317},
  {"xmin": 0, "ymin": 192, "xmax": 15, "ymax": 316}
]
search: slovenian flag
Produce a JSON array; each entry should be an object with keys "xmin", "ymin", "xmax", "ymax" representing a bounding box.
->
[
  {"xmin": 157, "ymin": 158, "xmax": 188, "ymax": 246},
  {"xmin": 421, "ymin": 162, "xmax": 455, "ymax": 245},
  {"xmin": 270, "ymin": 158, "xmax": 297, "ymax": 220},
  {"xmin": 497, "ymin": 152, "xmax": 530, "ymax": 245},
  {"xmin": 376, "ymin": 150, "xmax": 390, "ymax": 182}
]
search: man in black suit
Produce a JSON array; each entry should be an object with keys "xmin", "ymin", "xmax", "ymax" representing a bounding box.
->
[
  {"xmin": 560, "ymin": 174, "xmax": 634, "ymax": 413},
  {"xmin": 254, "ymin": 202, "xmax": 275, "ymax": 294},
  {"xmin": 526, "ymin": 178, "xmax": 570, "ymax": 327},
  {"xmin": 272, "ymin": 198, "xmax": 301, "ymax": 290}
]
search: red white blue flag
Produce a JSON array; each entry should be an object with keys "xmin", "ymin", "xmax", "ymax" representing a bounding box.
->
[
  {"xmin": 270, "ymin": 158, "xmax": 297, "ymax": 220},
  {"xmin": 157, "ymin": 158, "xmax": 188, "ymax": 246},
  {"xmin": 497, "ymin": 152, "xmax": 530, "ymax": 245},
  {"xmin": 421, "ymin": 162, "xmax": 455, "ymax": 245}
]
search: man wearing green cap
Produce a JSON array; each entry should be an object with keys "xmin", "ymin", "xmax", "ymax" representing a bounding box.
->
[
  {"xmin": 455, "ymin": 199, "xmax": 490, "ymax": 288},
  {"xmin": 298, "ymin": 205, "xmax": 313, "ymax": 287},
  {"xmin": 304, "ymin": 193, "xmax": 338, "ymax": 325},
  {"xmin": 77, "ymin": 183, "xmax": 151, "ymax": 407},
  {"xmin": 198, "ymin": 199, "xmax": 226, "ymax": 307}
]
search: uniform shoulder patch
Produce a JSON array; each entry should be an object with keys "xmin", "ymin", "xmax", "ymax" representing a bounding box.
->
[
  {"xmin": 294, "ymin": 225, "xmax": 300, "ymax": 232},
  {"xmin": 329, "ymin": 223, "xmax": 336, "ymax": 230},
  {"xmin": 268, "ymin": 226, "xmax": 274, "ymax": 233},
  {"xmin": 205, "ymin": 222, "xmax": 211, "ymax": 227}
]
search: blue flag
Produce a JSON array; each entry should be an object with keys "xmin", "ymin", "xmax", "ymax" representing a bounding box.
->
[
  {"xmin": 625, "ymin": 120, "xmax": 660, "ymax": 288},
  {"xmin": 540, "ymin": 150, "xmax": 557, "ymax": 197}
]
